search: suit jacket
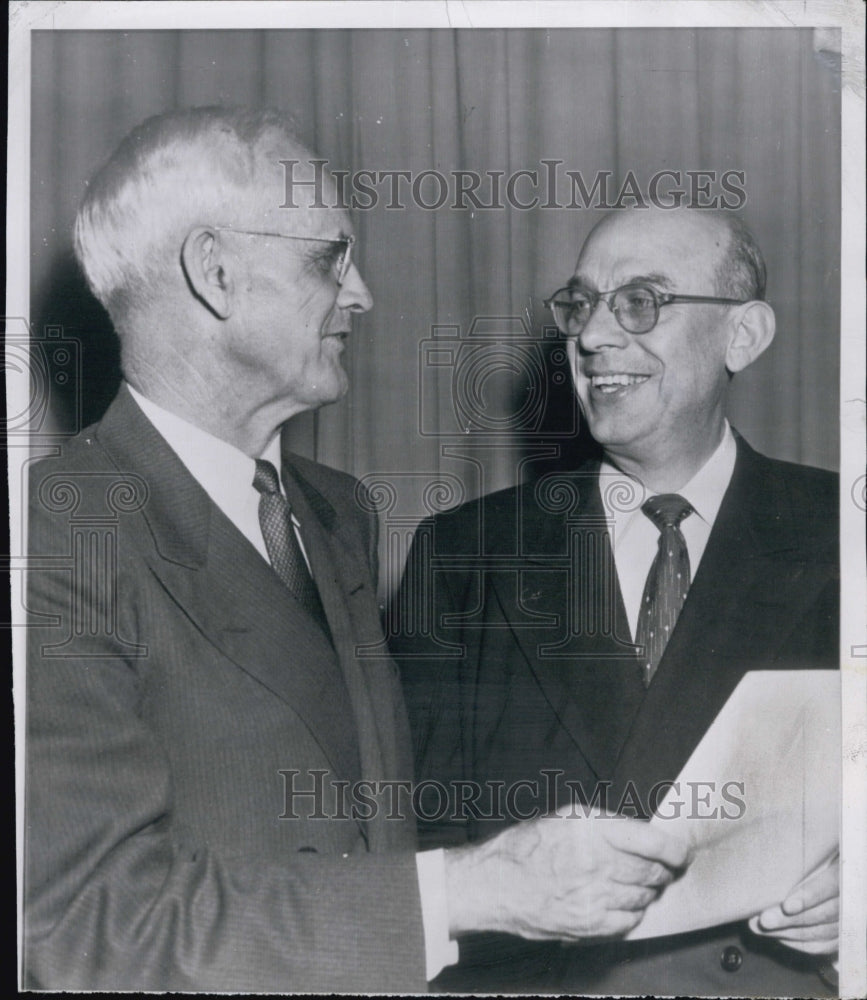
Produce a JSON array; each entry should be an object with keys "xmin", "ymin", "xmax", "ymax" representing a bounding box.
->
[
  {"xmin": 394, "ymin": 435, "xmax": 838, "ymax": 997},
  {"xmin": 24, "ymin": 386, "xmax": 426, "ymax": 992}
]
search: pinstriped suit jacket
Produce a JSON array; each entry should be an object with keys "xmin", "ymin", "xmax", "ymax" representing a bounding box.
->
[{"xmin": 24, "ymin": 386, "xmax": 426, "ymax": 992}]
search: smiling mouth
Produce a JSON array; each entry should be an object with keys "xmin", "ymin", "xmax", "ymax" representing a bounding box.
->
[{"xmin": 587, "ymin": 373, "xmax": 651, "ymax": 394}]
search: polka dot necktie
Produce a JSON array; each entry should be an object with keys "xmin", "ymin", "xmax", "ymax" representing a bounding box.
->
[
  {"xmin": 635, "ymin": 494, "xmax": 694, "ymax": 687},
  {"xmin": 253, "ymin": 459, "xmax": 331, "ymax": 639}
]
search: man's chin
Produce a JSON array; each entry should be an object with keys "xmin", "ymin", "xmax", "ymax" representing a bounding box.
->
[
  {"xmin": 582, "ymin": 408, "xmax": 649, "ymax": 447},
  {"xmin": 322, "ymin": 371, "xmax": 349, "ymax": 405},
  {"xmin": 292, "ymin": 372, "xmax": 348, "ymax": 414},
  {"xmin": 583, "ymin": 425, "xmax": 666, "ymax": 475}
]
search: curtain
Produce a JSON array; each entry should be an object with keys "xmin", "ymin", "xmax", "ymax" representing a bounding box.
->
[{"xmin": 30, "ymin": 28, "xmax": 841, "ymax": 590}]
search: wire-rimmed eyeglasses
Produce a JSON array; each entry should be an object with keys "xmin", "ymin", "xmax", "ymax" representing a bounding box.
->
[
  {"xmin": 214, "ymin": 226, "xmax": 355, "ymax": 285},
  {"xmin": 544, "ymin": 282, "xmax": 749, "ymax": 336}
]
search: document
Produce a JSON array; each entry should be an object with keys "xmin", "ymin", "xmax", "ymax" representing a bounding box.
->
[{"xmin": 627, "ymin": 670, "xmax": 839, "ymax": 940}]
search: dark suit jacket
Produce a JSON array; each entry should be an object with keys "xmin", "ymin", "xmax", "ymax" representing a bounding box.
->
[
  {"xmin": 24, "ymin": 386, "xmax": 426, "ymax": 992},
  {"xmin": 394, "ymin": 435, "xmax": 838, "ymax": 997}
]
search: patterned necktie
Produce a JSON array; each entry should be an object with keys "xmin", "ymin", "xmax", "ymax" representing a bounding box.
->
[
  {"xmin": 253, "ymin": 459, "xmax": 331, "ymax": 638},
  {"xmin": 635, "ymin": 493, "xmax": 694, "ymax": 687}
]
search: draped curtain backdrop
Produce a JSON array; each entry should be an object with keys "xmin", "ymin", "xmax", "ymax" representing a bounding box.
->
[{"xmin": 31, "ymin": 29, "xmax": 840, "ymax": 593}]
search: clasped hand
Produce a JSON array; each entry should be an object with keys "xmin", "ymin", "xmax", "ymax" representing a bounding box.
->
[{"xmin": 444, "ymin": 810, "xmax": 690, "ymax": 941}]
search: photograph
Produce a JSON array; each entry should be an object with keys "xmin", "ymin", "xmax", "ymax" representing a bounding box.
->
[{"xmin": 8, "ymin": 1, "xmax": 865, "ymax": 996}]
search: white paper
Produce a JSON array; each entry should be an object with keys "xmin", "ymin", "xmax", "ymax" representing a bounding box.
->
[{"xmin": 627, "ymin": 670, "xmax": 840, "ymax": 940}]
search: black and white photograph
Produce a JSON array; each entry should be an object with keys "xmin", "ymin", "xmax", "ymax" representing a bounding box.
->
[{"xmin": 8, "ymin": 1, "xmax": 866, "ymax": 996}]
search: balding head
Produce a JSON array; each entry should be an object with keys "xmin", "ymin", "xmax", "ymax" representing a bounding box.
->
[
  {"xmin": 580, "ymin": 207, "xmax": 766, "ymax": 303},
  {"xmin": 564, "ymin": 206, "xmax": 775, "ymax": 491}
]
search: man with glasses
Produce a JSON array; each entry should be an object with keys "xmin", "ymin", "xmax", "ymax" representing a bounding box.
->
[
  {"xmin": 395, "ymin": 207, "xmax": 839, "ymax": 995},
  {"xmin": 24, "ymin": 109, "xmax": 690, "ymax": 992}
]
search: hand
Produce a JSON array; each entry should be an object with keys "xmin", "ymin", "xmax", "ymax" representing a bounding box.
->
[
  {"xmin": 443, "ymin": 812, "xmax": 690, "ymax": 942},
  {"xmin": 748, "ymin": 855, "xmax": 839, "ymax": 955}
]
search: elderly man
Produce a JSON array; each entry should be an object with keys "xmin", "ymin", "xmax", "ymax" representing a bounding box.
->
[
  {"xmin": 395, "ymin": 207, "xmax": 839, "ymax": 996},
  {"xmin": 23, "ymin": 109, "xmax": 690, "ymax": 992}
]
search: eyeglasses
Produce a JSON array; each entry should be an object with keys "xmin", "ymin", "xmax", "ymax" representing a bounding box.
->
[
  {"xmin": 214, "ymin": 227, "xmax": 355, "ymax": 285},
  {"xmin": 544, "ymin": 282, "xmax": 749, "ymax": 336}
]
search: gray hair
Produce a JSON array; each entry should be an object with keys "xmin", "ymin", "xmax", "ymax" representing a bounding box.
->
[
  {"xmin": 74, "ymin": 106, "xmax": 304, "ymax": 331},
  {"xmin": 715, "ymin": 215, "xmax": 767, "ymax": 301}
]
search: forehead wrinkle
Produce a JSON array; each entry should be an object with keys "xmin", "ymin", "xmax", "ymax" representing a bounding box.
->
[
  {"xmin": 263, "ymin": 203, "xmax": 351, "ymax": 240},
  {"xmin": 567, "ymin": 271, "xmax": 675, "ymax": 293},
  {"xmin": 578, "ymin": 208, "xmax": 727, "ymax": 291},
  {"xmin": 257, "ymin": 155, "xmax": 353, "ymax": 240}
]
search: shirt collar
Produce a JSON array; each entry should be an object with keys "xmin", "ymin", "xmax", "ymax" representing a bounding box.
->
[
  {"xmin": 125, "ymin": 382, "xmax": 284, "ymax": 508},
  {"xmin": 600, "ymin": 421, "xmax": 737, "ymax": 529},
  {"xmin": 675, "ymin": 421, "xmax": 737, "ymax": 526}
]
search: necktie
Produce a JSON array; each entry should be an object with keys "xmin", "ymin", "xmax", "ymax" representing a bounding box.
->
[
  {"xmin": 253, "ymin": 459, "xmax": 331, "ymax": 638},
  {"xmin": 635, "ymin": 494, "xmax": 694, "ymax": 686}
]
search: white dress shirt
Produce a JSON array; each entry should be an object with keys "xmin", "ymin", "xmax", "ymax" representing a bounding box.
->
[
  {"xmin": 128, "ymin": 383, "xmax": 308, "ymax": 566},
  {"xmin": 125, "ymin": 384, "xmax": 457, "ymax": 980},
  {"xmin": 600, "ymin": 423, "xmax": 738, "ymax": 640}
]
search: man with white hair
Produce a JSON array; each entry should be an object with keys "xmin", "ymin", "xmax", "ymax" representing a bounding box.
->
[{"xmin": 24, "ymin": 108, "xmax": 690, "ymax": 992}]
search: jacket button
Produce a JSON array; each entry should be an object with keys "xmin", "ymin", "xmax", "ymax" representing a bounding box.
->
[{"xmin": 720, "ymin": 945, "xmax": 743, "ymax": 972}]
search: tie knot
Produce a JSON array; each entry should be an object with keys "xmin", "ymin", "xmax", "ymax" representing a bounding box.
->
[
  {"xmin": 253, "ymin": 458, "xmax": 282, "ymax": 496},
  {"xmin": 642, "ymin": 493, "xmax": 693, "ymax": 531}
]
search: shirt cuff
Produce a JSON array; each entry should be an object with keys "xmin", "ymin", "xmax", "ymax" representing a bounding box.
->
[{"xmin": 416, "ymin": 848, "xmax": 460, "ymax": 980}]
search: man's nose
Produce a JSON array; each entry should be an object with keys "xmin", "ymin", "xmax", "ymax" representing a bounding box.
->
[
  {"xmin": 337, "ymin": 262, "xmax": 374, "ymax": 313},
  {"xmin": 576, "ymin": 298, "xmax": 631, "ymax": 352}
]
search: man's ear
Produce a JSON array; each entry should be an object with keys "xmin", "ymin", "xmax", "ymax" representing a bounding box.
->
[
  {"xmin": 180, "ymin": 227, "xmax": 234, "ymax": 319},
  {"xmin": 725, "ymin": 300, "xmax": 776, "ymax": 374}
]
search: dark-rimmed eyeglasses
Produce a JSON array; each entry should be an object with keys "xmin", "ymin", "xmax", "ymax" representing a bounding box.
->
[
  {"xmin": 214, "ymin": 227, "xmax": 355, "ymax": 285},
  {"xmin": 544, "ymin": 282, "xmax": 749, "ymax": 336}
]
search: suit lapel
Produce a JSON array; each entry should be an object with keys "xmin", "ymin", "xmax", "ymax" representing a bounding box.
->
[
  {"xmin": 612, "ymin": 437, "xmax": 823, "ymax": 801},
  {"xmin": 95, "ymin": 388, "xmax": 362, "ymax": 788},
  {"xmin": 488, "ymin": 468, "xmax": 645, "ymax": 781},
  {"xmin": 281, "ymin": 460, "xmax": 385, "ymax": 776},
  {"xmin": 282, "ymin": 453, "xmax": 414, "ymax": 850}
]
